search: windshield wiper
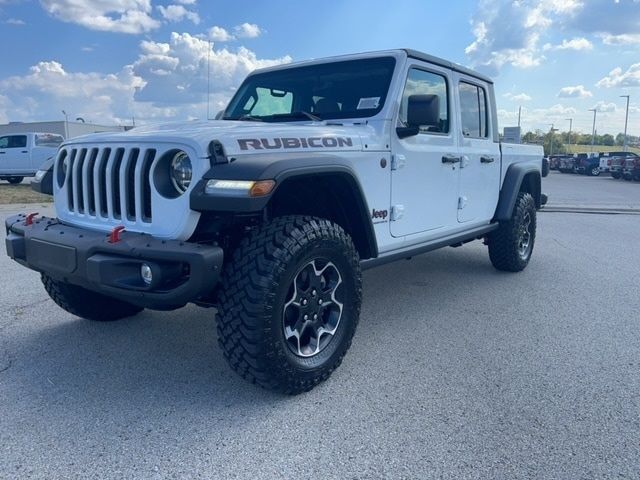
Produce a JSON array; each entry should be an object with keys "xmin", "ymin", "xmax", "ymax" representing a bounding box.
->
[
  {"xmin": 224, "ymin": 114, "xmax": 263, "ymax": 122},
  {"xmin": 270, "ymin": 111, "xmax": 322, "ymax": 122}
]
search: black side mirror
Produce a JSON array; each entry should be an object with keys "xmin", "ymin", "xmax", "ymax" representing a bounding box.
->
[{"xmin": 396, "ymin": 94, "xmax": 440, "ymax": 139}]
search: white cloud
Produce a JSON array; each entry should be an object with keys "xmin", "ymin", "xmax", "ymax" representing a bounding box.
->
[
  {"xmin": 557, "ymin": 85, "xmax": 592, "ymax": 98},
  {"xmin": 0, "ymin": 31, "xmax": 291, "ymax": 124},
  {"xmin": 5, "ymin": 18, "xmax": 26, "ymax": 25},
  {"xmin": 175, "ymin": 0, "xmax": 196, "ymax": 4},
  {"xmin": 593, "ymin": 101, "xmax": 617, "ymax": 113},
  {"xmin": 208, "ymin": 26, "xmax": 234, "ymax": 42},
  {"xmin": 504, "ymin": 92, "xmax": 532, "ymax": 102},
  {"xmin": 599, "ymin": 33, "xmax": 640, "ymax": 45},
  {"xmin": 157, "ymin": 4, "xmax": 199, "ymax": 24},
  {"xmin": 543, "ymin": 37, "xmax": 593, "ymax": 51},
  {"xmin": 596, "ymin": 63, "xmax": 640, "ymax": 88},
  {"xmin": 39, "ymin": 0, "xmax": 160, "ymax": 34},
  {"xmin": 234, "ymin": 22, "xmax": 261, "ymax": 38}
]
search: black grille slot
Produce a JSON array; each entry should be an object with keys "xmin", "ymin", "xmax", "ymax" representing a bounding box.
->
[
  {"xmin": 125, "ymin": 148, "xmax": 140, "ymax": 221},
  {"xmin": 85, "ymin": 148, "xmax": 98, "ymax": 215},
  {"xmin": 111, "ymin": 148, "xmax": 125, "ymax": 219},
  {"xmin": 98, "ymin": 148, "xmax": 111, "ymax": 217},
  {"xmin": 141, "ymin": 149, "xmax": 155, "ymax": 222},
  {"xmin": 67, "ymin": 149, "xmax": 77, "ymax": 211}
]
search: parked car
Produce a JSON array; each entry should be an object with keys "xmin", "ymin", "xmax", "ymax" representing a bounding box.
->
[
  {"xmin": 542, "ymin": 156, "xmax": 549, "ymax": 177},
  {"xmin": 0, "ymin": 132, "xmax": 64, "ymax": 184},
  {"xmin": 558, "ymin": 155, "xmax": 576, "ymax": 173},
  {"xmin": 622, "ymin": 154, "xmax": 640, "ymax": 181},
  {"xmin": 575, "ymin": 153, "xmax": 601, "ymax": 176},
  {"xmin": 606, "ymin": 152, "xmax": 639, "ymax": 179}
]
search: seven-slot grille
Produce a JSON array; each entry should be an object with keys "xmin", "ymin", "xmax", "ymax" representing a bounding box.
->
[{"xmin": 57, "ymin": 146, "xmax": 156, "ymax": 223}]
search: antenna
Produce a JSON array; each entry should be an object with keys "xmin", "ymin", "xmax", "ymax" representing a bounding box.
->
[{"xmin": 207, "ymin": 40, "xmax": 211, "ymax": 120}]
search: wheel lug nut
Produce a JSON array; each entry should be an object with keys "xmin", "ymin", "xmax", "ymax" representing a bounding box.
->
[
  {"xmin": 318, "ymin": 299, "xmax": 322, "ymax": 305},
  {"xmin": 313, "ymin": 314, "xmax": 318, "ymax": 320},
  {"xmin": 311, "ymin": 289, "xmax": 317, "ymax": 296},
  {"xmin": 303, "ymin": 314, "xmax": 308, "ymax": 320},
  {"xmin": 302, "ymin": 299, "xmax": 308, "ymax": 305}
]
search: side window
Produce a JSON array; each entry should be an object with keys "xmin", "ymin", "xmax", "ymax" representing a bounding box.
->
[
  {"xmin": 246, "ymin": 87, "xmax": 293, "ymax": 116},
  {"xmin": 399, "ymin": 68, "xmax": 449, "ymax": 134},
  {"xmin": 0, "ymin": 136, "xmax": 8, "ymax": 149},
  {"xmin": 3, "ymin": 135, "xmax": 28, "ymax": 148},
  {"xmin": 459, "ymin": 82, "xmax": 489, "ymax": 138}
]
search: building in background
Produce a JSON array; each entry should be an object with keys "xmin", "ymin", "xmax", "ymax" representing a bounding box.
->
[{"xmin": 0, "ymin": 121, "xmax": 133, "ymax": 140}]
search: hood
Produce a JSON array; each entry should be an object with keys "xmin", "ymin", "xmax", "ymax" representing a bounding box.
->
[{"xmin": 64, "ymin": 120, "xmax": 377, "ymax": 157}]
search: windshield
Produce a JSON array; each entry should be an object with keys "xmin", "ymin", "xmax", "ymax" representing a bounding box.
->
[
  {"xmin": 224, "ymin": 56, "xmax": 396, "ymax": 122},
  {"xmin": 35, "ymin": 133, "xmax": 64, "ymax": 147}
]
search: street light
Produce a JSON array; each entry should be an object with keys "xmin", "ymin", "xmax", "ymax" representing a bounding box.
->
[
  {"xmin": 565, "ymin": 118, "xmax": 573, "ymax": 153},
  {"xmin": 620, "ymin": 95, "xmax": 630, "ymax": 152},
  {"xmin": 548, "ymin": 123, "xmax": 559, "ymax": 156},
  {"xmin": 588, "ymin": 108, "xmax": 597, "ymax": 150},
  {"xmin": 61, "ymin": 110, "xmax": 69, "ymax": 139}
]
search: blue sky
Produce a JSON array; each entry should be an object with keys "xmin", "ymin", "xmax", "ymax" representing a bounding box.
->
[{"xmin": 0, "ymin": 0, "xmax": 638, "ymax": 135}]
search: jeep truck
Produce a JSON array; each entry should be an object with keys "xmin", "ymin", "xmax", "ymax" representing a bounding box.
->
[{"xmin": 5, "ymin": 50, "xmax": 543, "ymax": 394}]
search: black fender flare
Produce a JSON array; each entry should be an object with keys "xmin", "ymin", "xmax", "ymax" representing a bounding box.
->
[
  {"xmin": 190, "ymin": 153, "xmax": 378, "ymax": 258},
  {"xmin": 493, "ymin": 161, "xmax": 541, "ymax": 221}
]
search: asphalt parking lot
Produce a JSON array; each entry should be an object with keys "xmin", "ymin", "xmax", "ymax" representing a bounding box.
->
[{"xmin": 1, "ymin": 172, "xmax": 639, "ymax": 479}]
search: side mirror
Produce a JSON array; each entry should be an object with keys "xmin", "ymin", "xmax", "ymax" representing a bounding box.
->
[{"xmin": 397, "ymin": 94, "xmax": 440, "ymax": 139}]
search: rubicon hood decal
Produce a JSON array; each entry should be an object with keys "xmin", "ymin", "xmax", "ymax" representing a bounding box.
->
[{"xmin": 238, "ymin": 137, "xmax": 354, "ymax": 150}]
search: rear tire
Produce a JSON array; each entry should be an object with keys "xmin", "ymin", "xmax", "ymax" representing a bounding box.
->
[
  {"xmin": 611, "ymin": 172, "xmax": 621, "ymax": 179},
  {"xmin": 7, "ymin": 176, "xmax": 23, "ymax": 185},
  {"xmin": 42, "ymin": 274, "xmax": 143, "ymax": 321},
  {"xmin": 488, "ymin": 192, "xmax": 536, "ymax": 272},
  {"xmin": 216, "ymin": 215, "xmax": 362, "ymax": 394},
  {"xmin": 589, "ymin": 167, "xmax": 600, "ymax": 177}
]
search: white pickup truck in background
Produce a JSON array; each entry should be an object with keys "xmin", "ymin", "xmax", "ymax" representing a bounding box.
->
[{"xmin": 0, "ymin": 132, "xmax": 64, "ymax": 184}]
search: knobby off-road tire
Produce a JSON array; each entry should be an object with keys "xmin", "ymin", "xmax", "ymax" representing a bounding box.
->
[
  {"xmin": 216, "ymin": 215, "xmax": 362, "ymax": 394},
  {"xmin": 42, "ymin": 274, "xmax": 143, "ymax": 321},
  {"xmin": 488, "ymin": 192, "xmax": 536, "ymax": 272}
]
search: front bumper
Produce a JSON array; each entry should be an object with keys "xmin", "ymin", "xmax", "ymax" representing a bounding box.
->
[{"xmin": 5, "ymin": 214, "xmax": 224, "ymax": 310}]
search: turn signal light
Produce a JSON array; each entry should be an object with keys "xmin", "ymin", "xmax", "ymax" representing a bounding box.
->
[{"xmin": 249, "ymin": 180, "xmax": 276, "ymax": 197}]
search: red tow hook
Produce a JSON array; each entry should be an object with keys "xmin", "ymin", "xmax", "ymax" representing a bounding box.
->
[
  {"xmin": 109, "ymin": 225, "xmax": 125, "ymax": 243},
  {"xmin": 24, "ymin": 212, "xmax": 39, "ymax": 226}
]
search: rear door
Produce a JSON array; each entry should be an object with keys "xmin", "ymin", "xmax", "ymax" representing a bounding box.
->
[
  {"xmin": 456, "ymin": 78, "xmax": 500, "ymax": 223},
  {"xmin": 0, "ymin": 135, "xmax": 29, "ymax": 174},
  {"xmin": 390, "ymin": 63, "xmax": 460, "ymax": 238}
]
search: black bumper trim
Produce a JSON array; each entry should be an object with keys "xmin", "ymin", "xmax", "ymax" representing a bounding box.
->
[{"xmin": 5, "ymin": 214, "xmax": 224, "ymax": 310}]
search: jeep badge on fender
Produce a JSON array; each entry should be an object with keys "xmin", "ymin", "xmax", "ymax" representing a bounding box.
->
[{"xmin": 5, "ymin": 49, "xmax": 544, "ymax": 394}]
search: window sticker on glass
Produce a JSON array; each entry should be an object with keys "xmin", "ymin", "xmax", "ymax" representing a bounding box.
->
[{"xmin": 357, "ymin": 97, "xmax": 380, "ymax": 110}]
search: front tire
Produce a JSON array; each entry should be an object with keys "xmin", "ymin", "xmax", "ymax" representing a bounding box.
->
[
  {"xmin": 488, "ymin": 192, "xmax": 536, "ymax": 272},
  {"xmin": 42, "ymin": 274, "xmax": 143, "ymax": 321},
  {"xmin": 7, "ymin": 176, "xmax": 23, "ymax": 184},
  {"xmin": 216, "ymin": 216, "xmax": 362, "ymax": 394},
  {"xmin": 612, "ymin": 172, "xmax": 621, "ymax": 179},
  {"xmin": 588, "ymin": 167, "xmax": 600, "ymax": 177}
]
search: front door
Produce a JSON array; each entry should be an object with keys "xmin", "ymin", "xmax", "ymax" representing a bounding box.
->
[
  {"xmin": 390, "ymin": 65, "xmax": 460, "ymax": 238},
  {"xmin": 456, "ymin": 79, "xmax": 501, "ymax": 223},
  {"xmin": 0, "ymin": 135, "xmax": 29, "ymax": 174}
]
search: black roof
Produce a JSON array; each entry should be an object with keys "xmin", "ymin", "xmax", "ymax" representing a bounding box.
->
[{"xmin": 403, "ymin": 49, "xmax": 493, "ymax": 84}]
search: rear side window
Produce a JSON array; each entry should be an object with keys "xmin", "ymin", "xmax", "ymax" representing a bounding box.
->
[
  {"xmin": 399, "ymin": 68, "xmax": 449, "ymax": 134},
  {"xmin": 459, "ymin": 82, "xmax": 489, "ymax": 138},
  {"xmin": 35, "ymin": 133, "xmax": 64, "ymax": 147},
  {"xmin": 0, "ymin": 135, "xmax": 27, "ymax": 148}
]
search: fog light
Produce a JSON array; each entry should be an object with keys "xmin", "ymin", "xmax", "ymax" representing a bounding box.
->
[{"xmin": 141, "ymin": 263, "xmax": 153, "ymax": 285}]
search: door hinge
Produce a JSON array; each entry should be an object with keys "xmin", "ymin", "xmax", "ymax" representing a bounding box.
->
[
  {"xmin": 391, "ymin": 204, "xmax": 405, "ymax": 221},
  {"xmin": 460, "ymin": 155, "xmax": 470, "ymax": 168},
  {"xmin": 458, "ymin": 196, "xmax": 467, "ymax": 210},
  {"xmin": 391, "ymin": 154, "xmax": 406, "ymax": 171}
]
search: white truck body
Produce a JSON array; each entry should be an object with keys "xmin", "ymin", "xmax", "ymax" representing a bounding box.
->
[{"xmin": 0, "ymin": 132, "xmax": 63, "ymax": 180}]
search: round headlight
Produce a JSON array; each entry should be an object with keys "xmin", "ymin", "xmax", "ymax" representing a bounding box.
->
[{"xmin": 169, "ymin": 151, "xmax": 192, "ymax": 194}]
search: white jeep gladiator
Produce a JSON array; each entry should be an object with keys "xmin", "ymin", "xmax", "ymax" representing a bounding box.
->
[{"xmin": 6, "ymin": 49, "xmax": 543, "ymax": 394}]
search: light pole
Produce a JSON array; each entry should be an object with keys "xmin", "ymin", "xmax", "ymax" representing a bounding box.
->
[
  {"xmin": 518, "ymin": 106, "xmax": 521, "ymax": 127},
  {"xmin": 589, "ymin": 108, "xmax": 597, "ymax": 150},
  {"xmin": 620, "ymin": 95, "xmax": 630, "ymax": 152},
  {"xmin": 62, "ymin": 110, "xmax": 69, "ymax": 139},
  {"xmin": 566, "ymin": 118, "xmax": 573, "ymax": 153},
  {"xmin": 548, "ymin": 124, "xmax": 559, "ymax": 156}
]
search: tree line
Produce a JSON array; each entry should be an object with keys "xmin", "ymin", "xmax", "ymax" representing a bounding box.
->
[{"xmin": 517, "ymin": 131, "xmax": 639, "ymax": 155}]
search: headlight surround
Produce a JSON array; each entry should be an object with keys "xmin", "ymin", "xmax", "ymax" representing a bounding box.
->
[{"xmin": 169, "ymin": 151, "xmax": 192, "ymax": 194}]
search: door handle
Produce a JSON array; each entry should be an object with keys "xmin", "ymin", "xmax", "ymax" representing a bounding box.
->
[
  {"xmin": 0, "ymin": 151, "xmax": 5, "ymax": 154},
  {"xmin": 442, "ymin": 155, "xmax": 461, "ymax": 164},
  {"xmin": 21, "ymin": 150, "xmax": 28, "ymax": 153},
  {"xmin": 480, "ymin": 156, "xmax": 495, "ymax": 163}
]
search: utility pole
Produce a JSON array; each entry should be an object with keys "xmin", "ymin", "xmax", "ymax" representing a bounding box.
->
[
  {"xmin": 620, "ymin": 95, "xmax": 630, "ymax": 152},
  {"xmin": 548, "ymin": 124, "xmax": 558, "ymax": 156},
  {"xmin": 566, "ymin": 118, "xmax": 573, "ymax": 153},
  {"xmin": 589, "ymin": 108, "xmax": 597, "ymax": 150},
  {"xmin": 207, "ymin": 40, "xmax": 212, "ymax": 120}
]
